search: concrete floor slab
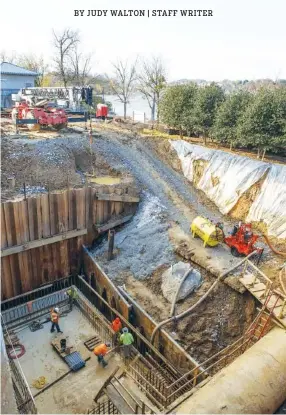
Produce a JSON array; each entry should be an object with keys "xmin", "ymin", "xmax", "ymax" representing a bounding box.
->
[{"xmin": 15, "ymin": 307, "xmax": 124, "ymax": 414}]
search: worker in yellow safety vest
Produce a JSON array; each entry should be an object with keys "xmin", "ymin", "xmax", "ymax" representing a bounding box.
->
[
  {"xmin": 50, "ymin": 307, "xmax": 63, "ymax": 333},
  {"xmin": 66, "ymin": 287, "xmax": 77, "ymax": 311},
  {"xmin": 120, "ymin": 327, "xmax": 134, "ymax": 358}
]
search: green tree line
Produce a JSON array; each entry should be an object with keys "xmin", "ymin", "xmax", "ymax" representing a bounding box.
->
[{"xmin": 159, "ymin": 83, "xmax": 286, "ymax": 156}]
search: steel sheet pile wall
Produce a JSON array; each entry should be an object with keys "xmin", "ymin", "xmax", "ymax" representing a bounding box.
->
[
  {"xmin": 82, "ymin": 247, "xmax": 130, "ymax": 320},
  {"xmin": 82, "ymin": 249, "xmax": 198, "ymax": 372},
  {"xmin": 1, "ymin": 187, "xmax": 138, "ymax": 300}
]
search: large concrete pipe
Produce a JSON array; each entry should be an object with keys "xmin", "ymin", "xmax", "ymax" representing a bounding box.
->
[{"xmin": 175, "ymin": 327, "xmax": 286, "ymax": 414}]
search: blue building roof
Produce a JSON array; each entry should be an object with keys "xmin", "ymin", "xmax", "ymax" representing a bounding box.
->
[{"xmin": 0, "ymin": 62, "xmax": 38, "ymax": 76}]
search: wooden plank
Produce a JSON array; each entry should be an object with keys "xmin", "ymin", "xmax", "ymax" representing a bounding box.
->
[
  {"xmin": 9, "ymin": 255, "xmax": 22, "ymax": 296},
  {"xmin": 49, "ymin": 192, "xmax": 57, "ymax": 235},
  {"xmin": 59, "ymin": 191, "xmax": 69, "ymax": 232},
  {"xmin": 96, "ymin": 193, "xmax": 140, "ymax": 203},
  {"xmin": 96, "ymin": 215, "xmax": 133, "ymax": 234},
  {"xmin": 3, "ymin": 203, "xmax": 14, "ymax": 247},
  {"xmin": 52, "ymin": 241, "xmax": 60, "ymax": 278},
  {"xmin": 27, "ymin": 198, "xmax": 35, "ymax": 241},
  {"xmin": 18, "ymin": 252, "xmax": 31, "ymax": 292},
  {"xmin": 17, "ymin": 196, "xmax": 30, "ymax": 290},
  {"xmin": 251, "ymin": 283, "xmax": 266, "ymax": 292},
  {"xmin": 68, "ymin": 189, "xmax": 76, "ymax": 231},
  {"xmin": 41, "ymin": 194, "xmax": 51, "ymax": 238},
  {"xmin": 59, "ymin": 240, "xmax": 68, "ymax": 278},
  {"xmin": 85, "ymin": 186, "xmax": 91, "ymax": 228},
  {"xmin": 35, "ymin": 197, "xmax": 43, "ymax": 239},
  {"xmin": 1, "ymin": 204, "xmax": 8, "ymax": 249},
  {"xmin": 91, "ymin": 189, "xmax": 98, "ymax": 224},
  {"xmin": 1, "ymin": 228, "xmax": 87, "ymax": 257},
  {"xmin": 1, "ymin": 257, "xmax": 13, "ymax": 299},
  {"xmin": 13, "ymin": 202, "xmax": 22, "ymax": 246},
  {"xmin": 41, "ymin": 245, "xmax": 50, "ymax": 284},
  {"xmin": 76, "ymin": 188, "xmax": 86, "ymax": 230},
  {"xmin": 27, "ymin": 250, "xmax": 37, "ymax": 290},
  {"xmin": 19, "ymin": 200, "xmax": 30, "ymax": 243}
]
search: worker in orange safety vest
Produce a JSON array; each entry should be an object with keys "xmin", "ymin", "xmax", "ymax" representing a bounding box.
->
[
  {"xmin": 111, "ymin": 317, "xmax": 122, "ymax": 345},
  {"xmin": 111, "ymin": 317, "xmax": 122, "ymax": 333},
  {"xmin": 94, "ymin": 342, "xmax": 111, "ymax": 368},
  {"xmin": 50, "ymin": 307, "xmax": 63, "ymax": 333}
]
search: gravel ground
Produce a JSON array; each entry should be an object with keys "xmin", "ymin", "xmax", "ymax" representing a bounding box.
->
[
  {"xmin": 92, "ymin": 192, "xmax": 174, "ymax": 279},
  {"xmin": 91, "ymin": 130, "xmax": 277, "ymax": 280},
  {"xmin": 92, "ymin": 131, "xmax": 235, "ymax": 233}
]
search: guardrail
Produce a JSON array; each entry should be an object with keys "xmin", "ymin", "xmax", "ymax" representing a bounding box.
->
[
  {"xmin": 1, "ymin": 275, "xmax": 75, "ymax": 312},
  {"xmin": 8, "ymin": 355, "xmax": 37, "ymax": 414},
  {"xmin": 87, "ymin": 398, "xmax": 119, "ymax": 414},
  {"xmin": 75, "ymin": 290, "xmax": 116, "ymax": 346}
]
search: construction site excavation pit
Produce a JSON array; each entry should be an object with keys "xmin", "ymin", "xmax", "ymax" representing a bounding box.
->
[
  {"xmin": 12, "ymin": 308, "xmax": 123, "ymax": 414},
  {"xmin": 1, "ymin": 122, "xmax": 286, "ymax": 414},
  {"xmin": 1, "ymin": 282, "xmax": 162, "ymax": 415}
]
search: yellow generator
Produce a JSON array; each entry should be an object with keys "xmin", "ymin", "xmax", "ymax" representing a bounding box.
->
[{"xmin": 190, "ymin": 216, "xmax": 224, "ymax": 247}]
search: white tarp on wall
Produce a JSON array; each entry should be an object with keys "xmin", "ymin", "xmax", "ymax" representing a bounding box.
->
[
  {"xmin": 246, "ymin": 164, "xmax": 286, "ymax": 238},
  {"xmin": 170, "ymin": 140, "xmax": 286, "ymax": 239}
]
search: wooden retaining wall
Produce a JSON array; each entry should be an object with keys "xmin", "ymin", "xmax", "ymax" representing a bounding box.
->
[{"xmin": 1, "ymin": 187, "xmax": 138, "ymax": 300}]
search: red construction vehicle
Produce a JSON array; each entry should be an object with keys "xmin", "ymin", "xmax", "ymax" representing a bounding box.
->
[
  {"xmin": 11, "ymin": 87, "xmax": 91, "ymax": 132},
  {"xmin": 96, "ymin": 103, "xmax": 108, "ymax": 119},
  {"xmin": 11, "ymin": 101, "xmax": 68, "ymax": 131},
  {"xmin": 223, "ymin": 222, "xmax": 262, "ymax": 257}
]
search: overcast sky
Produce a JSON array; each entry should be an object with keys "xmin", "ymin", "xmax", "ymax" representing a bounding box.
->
[{"xmin": 1, "ymin": 0, "xmax": 286, "ymax": 81}]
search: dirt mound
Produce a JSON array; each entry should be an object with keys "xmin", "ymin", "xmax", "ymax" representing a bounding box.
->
[
  {"xmin": 1, "ymin": 134, "xmax": 128, "ymax": 200},
  {"xmin": 142, "ymin": 137, "xmax": 183, "ymax": 173},
  {"xmin": 125, "ymin": 264, "xmax": 256, "ymax": 363}
]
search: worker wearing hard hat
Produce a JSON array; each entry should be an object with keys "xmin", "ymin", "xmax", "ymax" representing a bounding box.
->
[
  {"xmin": 93, "ymin": 343, "xmax": 111, "ymax": 368},
  {"xmin": 50, "ymin": 307, "xmax": 63, "ymax": 333},
  {"xmin": 111, "ymin": 317, "xmax": 122, "ymax": 345},
  {"xmin": 120, "ymin": 328, "xmax": 134, "ymax": 358},
  {"xmin": 111, "ymin": 317, "xmax": 122, "ymax": 333}
]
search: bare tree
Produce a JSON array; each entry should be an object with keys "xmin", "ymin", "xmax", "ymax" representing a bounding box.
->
[
  {"xmin": 108, "ymin": 59, "xmax": 138, "ymax": 119},
  {"xmin": 69, "ymin": 46, "xmax": 92, "ymax": 86},
  {"xmin": 137, "ymin": 56, "xmax": 167, "ymax": 121},
  {"xmin": 1, "ymin": 51, "xmax": 49, "ymax": 86},
  {"xmin": 0, "ymin": 50, "xmax": 18, "ymax": 63},
  {"xmin": 17, "ymin": 54, "xmax": 49, "ymax": 86},
  {"xmin": 52, "ymin": 28, "xmax": 79, "ymax": 87}
]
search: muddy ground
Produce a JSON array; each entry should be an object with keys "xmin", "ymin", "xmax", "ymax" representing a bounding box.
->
[
  {"xmin": 1, "ymin": 129, "xmax": 128, "ymax": 200},
  {"xmin": 1, "ymin": 120, "xmax": 285, "ymax": 364},
  {"xmin": 123, "ymin": 267, "xmax": 256, "ymax": 363}
]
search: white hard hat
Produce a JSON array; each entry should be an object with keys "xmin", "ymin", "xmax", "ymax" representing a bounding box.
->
[{"xmin": 54, "ymin": 307, "xmax": 59, "ymax": 313}]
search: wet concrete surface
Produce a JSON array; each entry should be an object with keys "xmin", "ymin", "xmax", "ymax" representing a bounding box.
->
[{"xmin": 15, "ymin": 307, "xmax": 124, "ymax": 414}]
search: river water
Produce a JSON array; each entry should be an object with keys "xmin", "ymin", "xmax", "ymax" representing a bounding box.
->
[{"xmin": 104, "ymin": 94, "xmax": 152, "ymax": 120}]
